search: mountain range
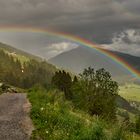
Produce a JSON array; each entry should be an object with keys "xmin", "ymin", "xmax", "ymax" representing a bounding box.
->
[
  {"xmin": 0, "ymin": 42, "xmax": 42, "ymax": 61},
  {"xmin": 49, "ymin": 47, "xmax": 140, "ymax": 84},
  {"xmin": 0, "ymin": 41, "xmax": 140, "ymax": 84}
]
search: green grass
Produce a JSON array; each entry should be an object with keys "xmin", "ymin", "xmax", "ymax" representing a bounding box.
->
[
  {"xmin": 119, "ymin": 84, "xmax": 140, "ymax": 102},
  {"xmin": 28, "ymin": 86, "xmax": 140, "ymax": 140}
]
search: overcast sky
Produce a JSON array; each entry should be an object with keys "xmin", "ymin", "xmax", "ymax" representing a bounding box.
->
[{"xmin": 0, "ymin": 0, "xmax": 140, "ymax": 58}]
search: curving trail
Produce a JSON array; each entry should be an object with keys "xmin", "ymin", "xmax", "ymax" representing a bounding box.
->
[{"xmin": 0, "ymin": 93, "xmax": 33, "ymax": 140}]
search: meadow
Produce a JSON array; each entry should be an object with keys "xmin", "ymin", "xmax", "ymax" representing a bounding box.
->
[{"xmin": 119, "ymin": 84, "xmax": 140, "ymax": 102}]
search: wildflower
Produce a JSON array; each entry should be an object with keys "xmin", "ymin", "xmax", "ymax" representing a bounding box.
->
[
  {"xmin": 40, "ymin": 107, "xmax": 44, "ymax": 111},
  {"xmin": 46, "ymin": 130, "xmax": 49, "ymax": 134}
]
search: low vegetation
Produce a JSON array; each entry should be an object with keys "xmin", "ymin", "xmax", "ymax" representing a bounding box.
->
[
  {"xmin": 0, "ymin": 82, "xmax": 24, "ymax": 94},
  {"xmin": 28, "ymin": 67, "xmax": 140, "ymax": 139},
  {"xmin": 28, "ymin": 86, "xmax": 140, "ymax": 140}
]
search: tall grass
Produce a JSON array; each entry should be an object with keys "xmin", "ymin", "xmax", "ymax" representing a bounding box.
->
[{"xmin": 28, "ymin": 86, "xmax": 140, "ymax": 140}]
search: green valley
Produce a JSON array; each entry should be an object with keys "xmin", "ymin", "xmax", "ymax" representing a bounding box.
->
[{"xmin": 0, "ymin": 42, "xmax": 140, "ymax": 140}]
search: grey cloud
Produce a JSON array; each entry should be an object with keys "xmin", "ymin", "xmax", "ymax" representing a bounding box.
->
[
  {"xmin": 0, "ymin": 0, "xmax": 140, "ymax": 56},
  {"xmin": 0, "ymin": 32, "xmax": 78, "ymax": 59},
  {"xmin": 102, "ymin": 29, "xmax": 140, "ymax": 56}
]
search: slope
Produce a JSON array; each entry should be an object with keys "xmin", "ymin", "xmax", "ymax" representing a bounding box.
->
[
  {"xmin": 0, "ymin": 42, "xmax": 42, "ymax": 62},
  {"xmin": 49, "ymin": 47, "xmax": 140, "ymax": 84},
  {"xmin": 0, "ymin": 42, "xmax": 57, "ymax": 88}
]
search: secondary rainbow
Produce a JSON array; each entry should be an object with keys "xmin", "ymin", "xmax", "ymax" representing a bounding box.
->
[{"xmin": 0, "ymin": 25, "xmax": 139, "ymax": 79}]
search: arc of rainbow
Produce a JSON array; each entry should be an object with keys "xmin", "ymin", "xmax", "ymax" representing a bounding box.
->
[{"xmin": 0, "ymin": 25, "xmax": 139, "ymax": 79}]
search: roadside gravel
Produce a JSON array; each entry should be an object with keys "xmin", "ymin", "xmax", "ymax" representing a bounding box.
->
[{"xmin": 0, "ymin": 93, "xmax": 33, "ymax": 140}]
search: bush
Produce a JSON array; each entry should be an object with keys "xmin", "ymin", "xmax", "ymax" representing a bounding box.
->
[
  {"xmin": 81, "ymin": 121, "xmax": 107, "ymax": 140},
  {"xmin": 135, "ymin": 115, "xmax": 140, "ymax": 134},
  {"xmin": 72, "ymin": 67, "xmax": 118, "ymax": 120}
]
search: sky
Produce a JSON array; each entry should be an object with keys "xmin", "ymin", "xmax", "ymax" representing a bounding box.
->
[{"xmin": 0, "ymin": 0, "xmax": 140, "ymax": 58}]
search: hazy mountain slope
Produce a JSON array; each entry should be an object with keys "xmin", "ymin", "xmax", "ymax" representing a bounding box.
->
[
  {"xmin": 112, "ymin": 51, "xmax": 140, "ymax": 71},
  {"xmin": 49, "ymin": 47, "xmax": 140, "ymax": 83},
  {"xmin": 0, "ymin": 42, "xmax": 42, "ymax": 61}
]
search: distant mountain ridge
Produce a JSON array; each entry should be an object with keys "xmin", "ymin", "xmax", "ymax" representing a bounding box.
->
[
  {"xmin": 49, "ymin": 47, "xmax": 140, "ymax": 84},
  {"xmin": 111, "ymin": 51, "xmax": 140, "ymax": 71},
  {"xmin": 1, "ymin": 41, "xmax": 139, "ymax": 84},
  {"xmin": 0, "ymin": 42, "xmax": 42, "ymax": 61}
]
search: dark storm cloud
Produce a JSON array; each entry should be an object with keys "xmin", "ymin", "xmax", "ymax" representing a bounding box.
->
[{"xmin": 0, "ymin": 0, "xmax": 140, "ymax": 43}]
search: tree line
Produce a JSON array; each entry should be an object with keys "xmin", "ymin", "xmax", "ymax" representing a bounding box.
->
[
  {"xmin": 52, "ymin": 67, "xmax": 118, "ymax": 120},
  {"xmin": 0, "ymin": 50, "xmax": 56, "ymax": 88},
  {"xmin": 51, "ymin": 68, "xmax": 140, "ymax": 134}
]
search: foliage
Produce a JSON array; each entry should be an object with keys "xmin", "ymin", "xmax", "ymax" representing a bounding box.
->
[
  {"xmin": 72, "ymin": 67, "xmax": 118, "ymax": 120},
  {"xmin": 52, "ymin": 70, "xmax": 73, "ymax": 99},
  {"xmin": 135, "ymin": 115, "xmax": 140, "ymax": 134}
]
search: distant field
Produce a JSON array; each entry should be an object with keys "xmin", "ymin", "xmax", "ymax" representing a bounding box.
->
[{"xmin": 119, "ymin": 84, "xmax": 140, "ymax": 102}]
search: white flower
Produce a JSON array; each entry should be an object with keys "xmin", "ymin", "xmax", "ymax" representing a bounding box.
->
[{"xmin": 40, "ymin": 107, "xmax": 44, "ymax": 111}]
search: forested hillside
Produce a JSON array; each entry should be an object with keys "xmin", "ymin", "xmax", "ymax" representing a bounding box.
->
[
  {"xmin": 0, "ymin": 49, "xmax": 56, "ymax": 88},
  {"xmin": 0, "ymin": 42, "xmax": 42, "ymax": 61}
]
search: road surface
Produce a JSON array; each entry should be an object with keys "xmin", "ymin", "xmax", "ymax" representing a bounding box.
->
[{"xmin": 0, "ymin": 93, "xmax": 33, "ymax": 140}]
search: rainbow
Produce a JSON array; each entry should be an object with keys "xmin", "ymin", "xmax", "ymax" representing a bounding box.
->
[{"xmin": 0, "ymin": 25, "xmax": 140, "ymax": 79}]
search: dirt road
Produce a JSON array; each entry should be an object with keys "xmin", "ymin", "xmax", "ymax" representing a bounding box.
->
[{"xmin": 0, "ymin": 93, "xmax": 33, "ymax": 140}]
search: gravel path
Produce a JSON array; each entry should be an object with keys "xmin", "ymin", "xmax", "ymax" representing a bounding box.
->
[{"xmin": 0, "ymin": 93, "xmax": 33, "ymax": 140}]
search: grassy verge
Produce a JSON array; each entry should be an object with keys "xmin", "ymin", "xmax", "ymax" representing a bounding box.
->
[{"xmin": 28, "ymin": 86, "xmax": 140, "ymax": 140}]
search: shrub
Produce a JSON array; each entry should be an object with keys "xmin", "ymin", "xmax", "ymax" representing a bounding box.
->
[
  {"xmin": 72, "ymin": 67, "xmax": 118, "ymax": 120},
  {"xmin": 135, "ymin": 115, "xmax": 140, "ymax": 134}
]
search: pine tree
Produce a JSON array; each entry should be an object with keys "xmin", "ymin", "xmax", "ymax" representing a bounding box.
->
[{"xmin": 52, "ymin": 70, "xmax": 73, "ymax": 99}]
